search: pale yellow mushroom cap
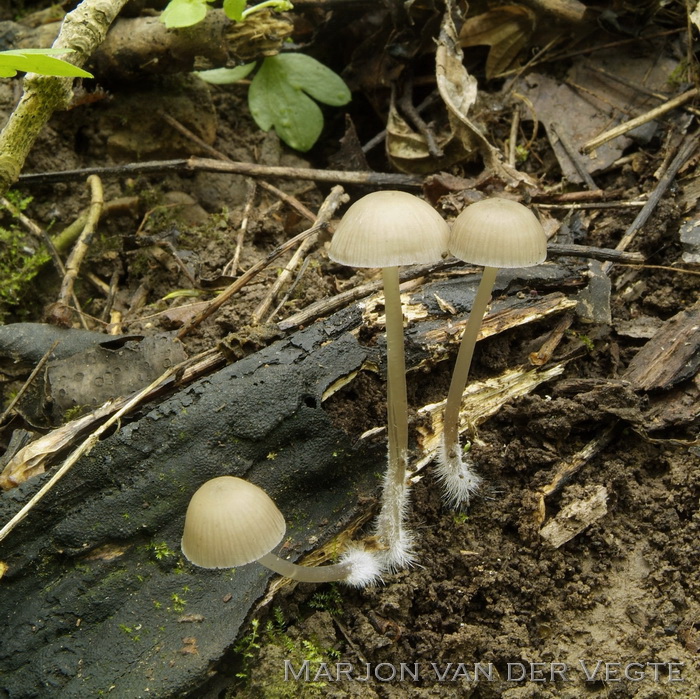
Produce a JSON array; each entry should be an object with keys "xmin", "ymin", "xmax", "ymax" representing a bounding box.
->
[
  {"xmin": 181, "ymin": 476, "xmax": 285, "ymax": 568},
  {"xmin": 328, "ymin": 190, "xmax": 450, "ymax": 268},
  {"xmin": 449, "ymin": 198, "xmax": 547, "ymax": 268}
]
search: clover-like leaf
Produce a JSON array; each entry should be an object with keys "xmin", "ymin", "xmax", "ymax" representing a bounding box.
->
[
  {"xmin": 272, "ymin": 53, "xmax": 351, "ymax": 106},
  {"xmin": 223, "ymin": 0, "xmax": 246, "ymax": 22},
  {"xmin": 248, "ymin": 53, "xmax": 350, "ymax": 152},
  {"xmin": 0, "ymin": 49, "xmax": 93, "ymax": 78},
  {"xmin": 160, "ymin": 0, "xmax": 210, "ymax": 28}
]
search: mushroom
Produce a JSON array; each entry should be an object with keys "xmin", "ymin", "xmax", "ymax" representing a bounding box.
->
[
  {"xmin": 438, "ymin": 198, "xmax": 547, "ymax": 507},
  {"xmin": 181, "ymin": 476, "xmax": 381, "ymax": 586},
  {"xmin": 328, "ymin": 190, "xmax": 450, "ymax": 569}
]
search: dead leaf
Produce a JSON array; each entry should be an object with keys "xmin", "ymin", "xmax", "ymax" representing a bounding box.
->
[
  {"xmin": 435, "ymin": 1, "xmax": 535, "ymax": 187},
  {"xmin": 460, "ymin": 5, "xmax": 537, "ymax": 79},
  {"xmin": 0, "ymin": 399, "xmax": 127, "ymax": 490},
  {"xmin": 385, "ymin": 95, "xmax": 470, "ymax": 174},
  {"xmin": 513, "ymin": 47, "xmax": 683, "ymax": 182}
]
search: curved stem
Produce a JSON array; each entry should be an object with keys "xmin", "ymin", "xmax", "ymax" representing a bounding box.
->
[
  {"xmin": 257, "ymin": 548, "xmax": 381, "ymax": 586},
  {"xmin": 258, "ymin": 552, "xmax": 352, "ymax": 583},
  {"xmin": 442, "ymin": 266, "xmax": 498, "ymax": 461}
]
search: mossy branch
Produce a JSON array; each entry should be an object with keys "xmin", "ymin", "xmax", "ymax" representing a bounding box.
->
[{"xmin": 0, "ymin": 0, "xmax": 129, "ymax": 194}]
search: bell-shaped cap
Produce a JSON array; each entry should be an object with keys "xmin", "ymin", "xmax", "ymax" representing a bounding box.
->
[
  {"xmin": 328, "ymin": 190, "xmax": 450, "ymax": 268},
  {"xmin": 181, "ymin": 476, "xmax": 285, "ymax": 568},
  {"xmin": 449, "ymin": 198, "xmax": 547, "ymax": 268}
]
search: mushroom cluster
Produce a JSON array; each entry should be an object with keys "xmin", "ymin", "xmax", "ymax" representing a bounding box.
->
[{"xmin": 179, "ymin": 193, "xmax": 547, "ymax": 587}]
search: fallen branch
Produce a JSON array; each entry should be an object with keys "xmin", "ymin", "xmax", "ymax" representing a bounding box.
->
[
  {"xmin": 0, "ymin": 0, "xmax": 130, "ymax": 193},
  {"xmin": 18, "ymin": 156, "xmax": 424, "ymax": 189}
]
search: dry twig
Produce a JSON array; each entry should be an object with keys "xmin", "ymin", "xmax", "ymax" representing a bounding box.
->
[
  {"xmin": 57, "ymin": 175, "xmax": 104, "ymax": 308},
  {"xmin": 176, "ymin": 221, "xmax": 328, "ymax": 338},
  {"xmin": 19, "ymin": 156, "xmax": 424, "ymax": 190},
  {"xmin": 251, "ymin": 186, "xmax": 349, "ymax": 324},
  {"xmin": 582, "ymin": 88, "xmax": 699, "ymax": 153}
]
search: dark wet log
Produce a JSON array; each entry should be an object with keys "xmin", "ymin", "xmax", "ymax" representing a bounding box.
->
[
  {"xmin": 0, "ymin": 263, "xmax": 580, "ymax": 696},
  {"xmin": 0, "ymin": 307, "xmax": 382, "ymax": 698}
]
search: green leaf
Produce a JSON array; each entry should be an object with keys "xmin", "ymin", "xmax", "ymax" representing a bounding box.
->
[
  {"xmin": 223, "ymin": 0, "xmax": 246, "ymax": 22},
  {"xmin": 273, "ymin": 53, "xmax": 351, "ymax": 106},
  {"xmin": 249, "ymin": 56, "xmax": 325, "ymax": 152},
  {"xmin": 196, "ymin": 63, "xmax": 256, "ymax": 85},
  {"xmin": 0, "ymin": 49, "xmax": 93, "ymax": 78},
  {"xmin": 160, "ymin": 0, "xmax": 209, "ymax": 28}
]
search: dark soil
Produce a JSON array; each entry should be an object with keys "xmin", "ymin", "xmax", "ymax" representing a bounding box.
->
[{"xmin": 1, "ymin": 1, "xmax": 699, "ymax": 698}]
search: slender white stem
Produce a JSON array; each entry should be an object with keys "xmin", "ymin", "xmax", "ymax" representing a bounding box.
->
[
  {"xmin": 258, "ymin": 548, "xmax": 381, "ymax": 587},
  {"xmin": 373, "ymin": 267, "xmax": 414, "ymax": 569},
  {"xmin": 257, "ymin": 552, "xmax": 351, "ymax": 582},
  {"xmin": 438, "ymin": 266, "xmax": 498, "ymax": 507}
]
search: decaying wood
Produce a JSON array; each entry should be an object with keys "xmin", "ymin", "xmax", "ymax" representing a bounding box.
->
[
  {"xmin": 8, "ymin": 8, "xmax": 293, "ymax": 81},
  {"xmin": 539, "ymin": 484, "xmax": 609, "ymax": 548},
  {"xmin": 0, "ymin": 341, "xmax": 57, "ymax": 428},
  {"xmin": 415, "ymin": 363, "xmax": 567, "ymax": 469},
  {"xmin": 623, "ymin": 301, "xmax": 700, "ymax": 391},
  {"xmin": 529, "ymin": 312, "xmax": 574, "ymax": 365},
  {"xmin": 418, "ymin": 291, "xmax": 578, "ymax": 347},
  {"xmin": 537, "ymin": 422, "xmax": 618, "ymax": 502},
  {"xmin": 0, "ymin": 370, "xmax": 172, "ymax": 542}
]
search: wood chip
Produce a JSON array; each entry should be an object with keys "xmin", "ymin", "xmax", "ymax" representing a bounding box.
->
[
  {"xmin": 624, "ymin": 301, "xmax": 700, "ymax": 390},
  {"xmin": 540, "ymin": 485, "xmax": 608, "ymax": 548}
]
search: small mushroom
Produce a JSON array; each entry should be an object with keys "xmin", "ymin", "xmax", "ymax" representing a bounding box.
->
[
  {"xmin": 181, "ymin": 476, "xmax": 381, "ymax": 586},
  {"xmin": 329, "ymin": 190, "xmax": 450, "ymax": 569},
  {"xmin": 438, "ymin": 198, "xmax": 547, "ymax": 507}
]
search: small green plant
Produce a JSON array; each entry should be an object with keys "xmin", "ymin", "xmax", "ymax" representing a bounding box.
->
[
  {"xmin": 148, "ymin": 541, "xmax": 176, "ymax": 561},
  {"xmin": 161, "ymin": 0, "xmax": 291, "ymax": 29},
  {"xmin": 118, "ymin": 623, "xmax": 142, "ymax": 641},
  {"xmin": 171, "ymin": 592, "xmax": 187, "ymax": 612},
  {"xmin": 514, "ymin": 144, "xmax": 529, "ymax": 165},
  {"xmin": 234, "ymin": 618, "xmax": 261, "ymax": 679},
  {"xmin": 199, "ymin": 53, "xmax": 351, "ymax": 151},
  {"xmin": 0, "ymin": 48, "xmax": 93, "ymax": 78},
  {"xmin": 453, "ymin": 512, "xmax": 469, "ymax": 525},
  {"xmin": 162, "ymin": 0, "xmax": 351, "ymax": 151},
  {"xmin": 307, "ymin": 585, "xmax": 344, "ymax": 617},
  {"xmin": 0, "ymin": 195, "xmax": 51, "ymax": 321},
  {"xmin": 568, "ymin": 329, "xmax": 595, "ymax": 352}
]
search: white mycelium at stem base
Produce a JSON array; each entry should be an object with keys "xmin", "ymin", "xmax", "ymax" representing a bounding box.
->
[
  {"xmin": 181, "ymin": 476, "xmax": 381, "ymax": 586},
  {"xmin": 438, "ymin": 198, "xmax": 547, "ymax": 508},
  {"xmin": 328, "ymin": 190, "xmax": 449, "ymax": 570}
]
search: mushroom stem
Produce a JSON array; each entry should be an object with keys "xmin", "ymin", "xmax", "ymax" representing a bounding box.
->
[
  {"xmin": 382, "ymin": 266, "xmax": 409, "ymax": 492},
  {"xmin": 373, "ymin": 266, "xmax": 413, "ymax": 568},
  {"xmin": 258, "ymin": 548, "xmax": 381, "ymax": 587},
  {"xmin": 258, "ymin": 552, "xmax": 353, "ymax": 582},
  {"xmin": 438, "ymin": 265, "xmax": 498, "ymax": 506}
]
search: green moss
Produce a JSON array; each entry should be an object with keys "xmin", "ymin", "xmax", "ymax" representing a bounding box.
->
[
  {"xmin": 230, "ymin": 608, "xmax": 339, "ymax": 697},
  {"xmin": 0, "ymin": 217, "xmax": 51, "ymax": 321}
]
